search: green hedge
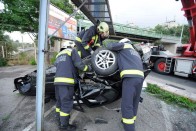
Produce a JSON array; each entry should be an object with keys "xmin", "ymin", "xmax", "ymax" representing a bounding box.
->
[{"xmin": 0, "ymin": 57, "xmax": 7, "ymax": 67}]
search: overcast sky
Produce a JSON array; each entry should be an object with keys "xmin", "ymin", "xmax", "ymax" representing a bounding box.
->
[{"xmin": 109, "ymin": 0, "xmax": 186, "ymax": 28}]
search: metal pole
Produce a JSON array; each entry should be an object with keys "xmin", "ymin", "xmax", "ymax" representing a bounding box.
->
[
  {"xmin": 1, "ymin": 46, "xmax": 5, "ymax": 58},
  {"xmin": 180, "ymin": 24, "xmax": 184, "ymax": 44},
  {"xmin": 36, "ymin": 0, "xmax": 49, "ymax": 130},
  {"xmin": 48, "ymin": 0, "xmax": 87, "ymax": 41},
  {"xmin": 79, "ymin": 19, "xmax": 81, "ymax": 32}
]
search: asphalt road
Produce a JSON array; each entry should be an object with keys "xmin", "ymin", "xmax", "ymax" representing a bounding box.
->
[
  {"xmin": 147, "ymin": 71, "xmax": 196, "ymax": 94},
  {"xmin": 0, "ymin": 66, "xmax": 196, "ymax": 131}
]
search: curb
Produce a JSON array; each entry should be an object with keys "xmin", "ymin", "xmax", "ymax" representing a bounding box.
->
[{"xmin": 146, "ymin": 79, "xmax": 196, "ymax": 102}]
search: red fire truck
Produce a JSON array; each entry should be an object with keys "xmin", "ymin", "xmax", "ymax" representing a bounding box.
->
[{"xmin": 150, "ymin": 0, "xmax": 196, "ymax": 78}]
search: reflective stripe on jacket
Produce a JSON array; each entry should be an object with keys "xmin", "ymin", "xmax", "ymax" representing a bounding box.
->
[
  {"xmin": 106, "ymin": 42, "xmax": 144, "ymax": 78},
  {"xmin": 54, "ymin": 48, "xmax": 89, "ymax": 86}
]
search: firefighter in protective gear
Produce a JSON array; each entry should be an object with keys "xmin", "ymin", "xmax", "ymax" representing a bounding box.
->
[
  {"xmin": 75, "ymin": 21, "xmax": 109, "ymax": 58},
  {"xmin": 54, "ymin": 45, "xmax": 92, "ymax": 130},
  {"xmin": 105, "ymin": 38, "xmax": 144, "ymax": 131}
]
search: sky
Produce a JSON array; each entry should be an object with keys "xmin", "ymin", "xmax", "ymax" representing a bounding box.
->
[
  {"xmin": 109, "ymin": 0, "xmax": 186, "ymax": 28},
  {"xmin": 1, "ymin": 0, "xmax": 187, "ymax": 43}
]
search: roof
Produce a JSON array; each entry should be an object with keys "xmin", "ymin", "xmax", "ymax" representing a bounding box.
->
[{"xmin": 71, "ymin": 0, "xmax": 115, "ymax": 35}]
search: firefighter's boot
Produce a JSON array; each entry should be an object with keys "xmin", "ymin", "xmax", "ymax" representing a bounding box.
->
[{"xmin": 59, "ymin": 116, "xmax": 76, "ymax": 131}]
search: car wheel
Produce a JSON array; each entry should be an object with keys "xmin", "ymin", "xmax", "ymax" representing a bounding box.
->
[{"xmin": 91, "ymin": 47, "xmax": 118, "ymax": 76}]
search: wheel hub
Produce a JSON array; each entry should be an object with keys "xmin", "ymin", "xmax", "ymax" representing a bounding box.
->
[{"xmin": 95, "ymin": 50, "xmax": 116, "ymax": 70}]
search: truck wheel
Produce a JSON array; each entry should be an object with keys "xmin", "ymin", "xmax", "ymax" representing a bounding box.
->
[{"xmin": 154, "ymin": 58, "xmax": 168, "ymax": 74}]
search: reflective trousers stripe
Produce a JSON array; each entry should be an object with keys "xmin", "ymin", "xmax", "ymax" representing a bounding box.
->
[
  {"xmin": 133, "ymin": 116, "xmax": 137, "ymax": 121},
  {"xmin": 54, "ymin": 77, "xmax": 75, "ymax": 84},
  {"xmin": 120, "ymin": 70, "xmax": 144, "ymax": 78},
  {"xmin": 122, "ymin": 117, "xmax": 135, "ymax": 124},
  {"xmin": 56, "ymin": 108, "xmax": 60, "ymax": 113},
  {"xmin": 60, "ymin": 111, "xmax": 69, "ymax": 116},
  {"xmin": 75, "ymin": 37, "xmax": 82, "ymax": 42},
  {"xmin": 83, "ymin": 65, "xmax": 88, "ymax": 71}
]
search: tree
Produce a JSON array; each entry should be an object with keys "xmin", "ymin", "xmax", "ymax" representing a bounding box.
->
[
  {"xmin": 0, "ymin": 0, "xmax": 74, "ymax": 33},
  {"xmin": 153, "ymin": 24, "xmax": 189, "ymax": 44},
  {"xmin": 0, "ymin": 31, "xmax": 17, "ymax": 58}
]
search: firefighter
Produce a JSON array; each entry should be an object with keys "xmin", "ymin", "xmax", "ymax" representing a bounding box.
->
[
  {"xmin": 54, "ymin": 43, "xmax": 92, "ymax": 130},
  {"xmin": 75, "ymin": 21, "xmax": 109, "ymax": 58},
  {"xmin": 105, "ymin": 38, "xmax": 144, "ymax": 131}
]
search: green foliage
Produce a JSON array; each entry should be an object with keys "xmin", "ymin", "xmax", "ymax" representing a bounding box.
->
[
  {"xmin": 0, "ymin": 0, "xmax": 39, "ymax": 32},
  {"xmin": 29, "ymin": 58, "xmax": 36, "ymax": 65},
  {"xmin": 2, "ymin": 114, "xmax": 11, "ymax": 121},
  {"xmin": 0, "ymin": 31, "xmax": 17, "ymax": 59},
  {"xmin": 50, "ymin": 52, "xmax": 58, "ymax": 64},
  {"xmin": 153, "ymin": 24, "xmax": 189, "ymax": 44},
  {"xmin": 51, "ymin": 0, "xmax": 73, "ymax": 14},
  {"xmin": 0, "ymin": 57, "xmax": 7, "ymax": 67},
  {"xmin": 146, "ymin": 83, "xmax": 196, "ymax": 111},
  {"xmin": 0, "ymin": 0, "xmax": 74, "ymax": 32}
]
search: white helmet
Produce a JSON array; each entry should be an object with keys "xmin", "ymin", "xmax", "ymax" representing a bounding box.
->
[
  {"xmin": 119, "ymin": 38, "xmax": 131, "ymax": 44},
  {"xmin": 61, "ymin": 41, "xmax": 74, "ymax": 49},
  {"xmin": 97, "ymin": 22, "xmax": 109, "ymax": 35}
]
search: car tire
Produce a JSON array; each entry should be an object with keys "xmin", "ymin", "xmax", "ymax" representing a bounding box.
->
[{"xmin": 91, "ymin": 47, "xmax": 118, "ymax": 76}]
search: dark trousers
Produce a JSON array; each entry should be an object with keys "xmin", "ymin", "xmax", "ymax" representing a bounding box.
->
[
  {"xmin": 121, "ymin": 77, "xmax": 143, "ymax": 131},
  {"xmin": 55, "ymin": 85, "xmax": 74, "ymax": 125},
  {"xmin": 75, "ymin": 41, "xmax": 91, "ymax": 59}
]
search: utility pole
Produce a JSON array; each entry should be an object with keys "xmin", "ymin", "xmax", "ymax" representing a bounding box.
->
[
  {"xmin": 1, "ymin": 45, "xmax": 5, "ymax": 58},
  {"xmin": 36, "ymin": 0, "xmax": 49, "ymax": 130}
]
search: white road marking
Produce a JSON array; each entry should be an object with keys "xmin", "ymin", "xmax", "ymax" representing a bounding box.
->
[{"xmin": 23, "ymin": 106, "xmax": 55, "ymax": 131}]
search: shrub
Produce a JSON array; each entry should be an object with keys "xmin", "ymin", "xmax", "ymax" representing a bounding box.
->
[
  {"xmin": 50, "ymin": 52, "xmax": 58, "ymax": 64},
  {"xmin": 0, "ymin": 57, "xmax": 7, "ymax": 67},
  {"xmin": 29, "ymin": 58, "xmax": 37, "ymax": 65}
]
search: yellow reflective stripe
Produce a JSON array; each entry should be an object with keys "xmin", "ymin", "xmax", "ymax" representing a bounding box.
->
[
  {"xmin": 92, "ymin": 36, "xmax": 96, "ymax": 40},
  {"xmin": 75, "ymin": 37, "xmax": 82, "ymax": 42},
  {"xmin": 83, "ymin": 65, "xmax": 88, "ymax": 71},
  {"xmin": 120, "ymin": 70, "xmax": 144, "ymax": 78},
  {"xmin": 54, "ymin": 77, "xmax": 75, "ymax": 84},
  {"xmin": 84, "ymin": 45, "xmax": 90, "ymax": 49},
  {"xmin": 56, "ymin": 108, "xmax": 60, "ymax": 113},
  {"xmin": 78, "ymin": 51, "xmax": 81, "ymax": 57},
  {"xmin": 93, "ymin": 43, "xmax": 101, "ymax": 47},
  {"xmin": 124, "ymin": 44, "xmax": 134, "ymax": 49},
  {"xmin": 133, "ymin": 116, "xmax": 136, "ymax": 121},
  {"xmin": 94, "ymin": 35, "xmax": 98, "ymax": 44},
  {"xmin": 60, "ymin": 111, "xmax": 69, "ymax": 116},
  {"xmin": 122, "ymin": 117, "xmax": 135, "ymax": 124},
  {"xmin": 56, "ymin": 50, "xmax": 71, "ymax": 58}
]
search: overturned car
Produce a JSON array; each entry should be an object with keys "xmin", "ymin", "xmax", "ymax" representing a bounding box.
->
[{"xmin": 14, "ymin": 45, "xmax": 151, "ymax": 107}]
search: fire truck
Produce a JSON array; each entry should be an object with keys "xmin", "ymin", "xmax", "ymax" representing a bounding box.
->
[{"xmin": 150, "ymin": 0, "xmax": 196, "ymax": 78}]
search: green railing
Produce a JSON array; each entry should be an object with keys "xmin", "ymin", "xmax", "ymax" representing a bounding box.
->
[
  {"xmin": 113, "ymin": 23, "xmax": 162, "ymax": 38},
  {"xmin": 78, "ymin": 20, "xmax": 180, "ymax": 42}
]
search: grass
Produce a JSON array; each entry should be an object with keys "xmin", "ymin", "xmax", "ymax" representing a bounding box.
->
[
  {"xmin": 146, "ymin": 83, "xmax": 196, "ymax": 111},
  {"xmin": 2, "ymin": 114, "xmax": 11, "ymax": 121}
]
